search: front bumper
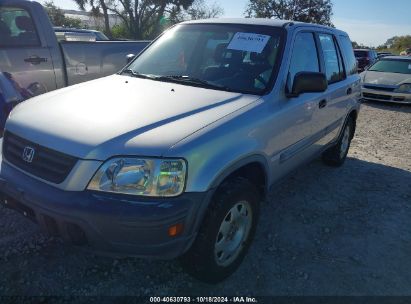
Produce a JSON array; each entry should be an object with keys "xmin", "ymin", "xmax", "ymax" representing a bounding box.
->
[
  {"xmin": 0, "ymin": 160, "xmax": 211, "ymax": 259},
  {"xmin": 362, "ymin": 87, "xmax": 411, "ymax": 104}
]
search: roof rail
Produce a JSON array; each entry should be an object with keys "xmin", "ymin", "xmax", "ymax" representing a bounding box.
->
[{"xmin": 282, "ymin": 22, "xmax": 294, "ymax": 28}]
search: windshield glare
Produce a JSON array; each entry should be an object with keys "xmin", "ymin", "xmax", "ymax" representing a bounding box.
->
[
  {"xmin": 368, "ymin": 59, "xmax": 411, "ymax": 74},
  {"xmin": 125, "ymin": 24, "xmax": 285, "ymax": 94}
]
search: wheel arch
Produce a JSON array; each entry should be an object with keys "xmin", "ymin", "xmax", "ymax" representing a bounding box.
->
[
  {"xmin": 208, "ymin": 154, "xmax": 269, "ymax": 200},
  {"xmin": 187, "ymin": 155, "xmax": 269, "ymax": 247},
  {"xmin": 347, "ymin": 108, "xmax": 358, "ymax": 139}
]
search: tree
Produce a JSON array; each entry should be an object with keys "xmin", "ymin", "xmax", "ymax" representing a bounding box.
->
[
  {"xmin": 72, "ymin": 0, "xmax": 196, "ymax": 39},
  {"xmin": 71, "ymin": 0, "xmax": 223, "ymax": 40},
  {"xmin": 376, "ymin": 35, "xmax": 411, "ymax": 54},
  {"xmin": 72, "ymin": 0, "xmax": 112, "ymax": 38},
  {"xmin": 245, "ymin": 0, "xmax": 334, "ymax": 27},
  {"xmin": 352, "ymin": 41, "xmax": 371, "ymax": 49},
  {"xmin": 185, "ymin": 0, "xmax": 223, "ymax": 20},
  {"xmin": 168, "ymin": 0, "xmax": 224, "ymax": 24},
  {"xmin": 106, "ymin": 0, "xmax": 195, "ymax": 40},
  {"xmin": 43, "ymin": 1, "xmax": 82, "ymax": 28}
]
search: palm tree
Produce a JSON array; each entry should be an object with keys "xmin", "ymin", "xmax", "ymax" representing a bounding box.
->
[{"xmin": 73, "ymin": 0, "xmax": 112, "ymax": 38}]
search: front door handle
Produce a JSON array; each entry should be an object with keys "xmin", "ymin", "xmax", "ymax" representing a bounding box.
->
[
  {"xmin": 319, "ymin": 99, "xmax": 327, "ymax": 109},
  {"xmin": 346, "ymin": 87, "xmax": 353, "ymax": 95},
  {"xmin": 24, "ymin": 56, "xmax": 47, "ymax": 65}
]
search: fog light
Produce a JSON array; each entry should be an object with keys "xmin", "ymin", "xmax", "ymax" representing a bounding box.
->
[{"xmin": 168, "ymin": 223, "xmax": 184, "ymax": 237}]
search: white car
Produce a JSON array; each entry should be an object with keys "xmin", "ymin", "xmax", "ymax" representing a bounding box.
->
[{"xmin": 361, "ymin": 56, "xmax": 411, "ymax": 104}]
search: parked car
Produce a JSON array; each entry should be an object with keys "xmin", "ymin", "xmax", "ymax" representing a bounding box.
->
[
  {"xmin": 0, "ymin": 19, "xmax": 361, "ymax": 283},
  {"xmin": 377, "ymin": 52, "xmax": 393, "ymax": 59},
  {"xmin": 354, "ymin": 49, "xmax": 378, "ymax": 72},
  {"xmin": 0, "ymin": 72, "xmax": 26, "ymax": 135},
  {"xmin": 54, "ymin": 27, "xmax": 109, "ymax": 41},
  {"xmin": 361, "ymin": 56, "xmax": 411, "ymax": 104},
  {"xmin": 0, "ymin": 0, "xmax": 150, "ymax": 92}
]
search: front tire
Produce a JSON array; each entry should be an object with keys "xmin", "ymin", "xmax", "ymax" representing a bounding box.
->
[
  {"xmin": 180, "ymin": 177, "xmax": 260, "ymax": 284},
  {"xmin": 322, "ymin": 117, "xmax": 354, "ymax": 167}
]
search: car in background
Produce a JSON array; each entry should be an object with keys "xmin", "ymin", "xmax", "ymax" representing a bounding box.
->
[
  {"xmin": 354, "ymin": 49, "xmax": 378, "ymax": 72},
  {"xmin": 361, "ymin": 56, "xmax": 411, "ymax": 104},
  {"xmin": 377, "ymin": 52, "xmax": 393, "ymax": 59},
  {"xmin": 0, "ymin": 0, "xmax": 150, "ymax": 132},
  {"xmin": 0, "ymin": 72, "xmax": 27, "ymax": 135},
  {"xmin": 54, "ymin": 27, "xmax": 109, "ymax": 41}
]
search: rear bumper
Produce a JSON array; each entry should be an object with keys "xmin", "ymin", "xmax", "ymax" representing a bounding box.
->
[
  {"xmin": 0, "ymin": 160, "xmax": 211, "ymax": 259},
  {"xmin": 362, "ymin": 88, "xmax": 411, "ymax": 104}
]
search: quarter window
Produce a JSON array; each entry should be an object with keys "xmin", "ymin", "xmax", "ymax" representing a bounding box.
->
[
  {"xmin": 319, "ymin": 34, "xmax": 344, "ymax": 83},
  {"xmin": 339, "ymin": 35, "xmax": 357, "ymax": 75},
  {"xmin": 288, "ymin": 32, "xmax": 320, "ymax": 90},
  {"xmin": 0, "ymin": 6, "xmax": 40, "ymax": 47}
]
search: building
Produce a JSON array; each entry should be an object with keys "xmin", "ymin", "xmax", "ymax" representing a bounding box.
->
[{"xmin": 62, "ymin": 9, "xmax": 121, "ymax": 29}]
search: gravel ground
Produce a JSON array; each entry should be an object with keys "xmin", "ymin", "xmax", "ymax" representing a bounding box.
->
[{"xmin": 0, "ymin": 101, "xmax": 410, "ymax": 296}]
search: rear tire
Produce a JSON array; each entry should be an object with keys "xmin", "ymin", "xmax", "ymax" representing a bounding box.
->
[
  {"xmin": 180, "ymin": 177, "xmax": 260, "ymax": 284},
  {"xmin": 322, "ymin": 117, "xmax": 354, "ymax": 167}
]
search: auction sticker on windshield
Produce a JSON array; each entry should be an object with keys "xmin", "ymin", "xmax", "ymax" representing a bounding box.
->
[{"xmin": 227, "ymin": 32, "xmax": 270, "ymax": 53}]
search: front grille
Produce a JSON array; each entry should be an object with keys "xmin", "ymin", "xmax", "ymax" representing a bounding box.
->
[
  {"xmin": 3, "ymin": 132, "xmax": 78, "ymax": 184},
  {"xmin": 363, "ymin": 85, "xmax": 395, "ymax": 92},
  {"xmin": 362, "ymin": 92, "xmax": 391, "ymax": 101}
]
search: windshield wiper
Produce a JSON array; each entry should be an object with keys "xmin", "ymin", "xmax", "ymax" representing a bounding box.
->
[
  {"xmin": 121, "ymin": 72, "xmax": 235, "ymax": 92},
  {"xmin": 151, "ymin": 75, "xmax": 234, "ymax": 91},
  {"xmin": 121, "ymin": 69, "xmax": 153, "ymax": 79}
]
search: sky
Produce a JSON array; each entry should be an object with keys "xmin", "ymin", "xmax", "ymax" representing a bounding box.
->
[{"xmin": 53, "ymin": 0, "xmax": 411, "ymax": 47}]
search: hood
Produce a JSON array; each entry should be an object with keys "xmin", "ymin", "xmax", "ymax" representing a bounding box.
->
[
  {"xmin": 362, "ymin": 71, "xmax": 411, "ymax": 86},
  {"xmin": 6, "ymin": 75, "xmax": 259, "ymax": 160}
]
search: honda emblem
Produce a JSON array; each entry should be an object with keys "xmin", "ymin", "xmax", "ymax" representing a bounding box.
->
[{"xmin": 22, "ymin": 147, "xmax": 35, "ymax": 163}]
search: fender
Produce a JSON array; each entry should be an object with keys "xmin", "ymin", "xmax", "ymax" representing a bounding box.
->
[
  {"xmin": 183, "ymin": 154, "xmax": 269, "ymax": 252},
  {"xmin": 208, "ymin": 153, "xmax": 269, "ymax": 193},
  {"xmin": 322, "ymin": 106, "xmax": 359, "ymax": 154},
  {"xmin": 341, "ymin": 105, "xmax": 360, "ymax": 140}
]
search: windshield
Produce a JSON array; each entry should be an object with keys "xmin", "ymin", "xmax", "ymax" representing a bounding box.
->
[
  {"xmin": 123, "ymin": 23, "xmax": 285, "ymax": 95},
  {"xmin": 368, "ymin": 59, "xmax": 411, "ymax": 74},
  {"xmin": 354, "ymin": 50, "xmax": 367, "ymax": 58}
]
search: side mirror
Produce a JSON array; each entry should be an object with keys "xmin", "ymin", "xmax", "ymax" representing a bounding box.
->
[
  {"xmin": 287, "ymin": 72, "xmax": 328, "ymax": 97},
  {"xmin": 126, "ymin": 54, "xmax": 136, "ymax": 63}
]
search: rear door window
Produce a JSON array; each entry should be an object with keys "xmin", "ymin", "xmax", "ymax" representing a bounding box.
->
[
  {"xmin": 318, "ymin": 33, "xmax": 344, "ymax": 83},
  {"xmin": 0, "ymin": 6, "xmax": 40, "ymax": 47}
]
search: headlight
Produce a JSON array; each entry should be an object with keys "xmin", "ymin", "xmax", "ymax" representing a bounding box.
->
[
  {"xmin": 394, "ymin": 83, "xmax": 411, "ymax": 93},
  {"xmin": 87, "ymin": 157, "xmax": 187, "ymax": 197}
]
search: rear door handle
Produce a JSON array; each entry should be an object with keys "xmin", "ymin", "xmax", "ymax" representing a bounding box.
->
[
  {"xmin": 319, "ymin": 99, "xmax": 327, "ymax": 109},
  {"xmin": 24, "ymin": 56, "xmax": 47, "ymax": 65},
  {"xmin": 346, "ymin": 87, "xmax": 353, "ymax": 95}
]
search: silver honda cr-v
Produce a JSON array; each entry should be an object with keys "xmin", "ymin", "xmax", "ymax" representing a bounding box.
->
[{"xmin": 0, "ymin": 18, "xmax": 361, "ymax": 283}]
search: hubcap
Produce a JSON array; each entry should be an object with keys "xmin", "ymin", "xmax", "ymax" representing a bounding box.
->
[
  {"xmin": 214, "ymin": 201, "xmax": 252, "ymax": 267},
  {"xmin": 340, "ymin": 124, "xmax": 351, "ymax": 158}
]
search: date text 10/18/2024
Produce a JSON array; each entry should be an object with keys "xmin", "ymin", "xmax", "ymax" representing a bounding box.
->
[{"xmin": 149, "ymin": 297, "xmax": 258, "ymax": 303}]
